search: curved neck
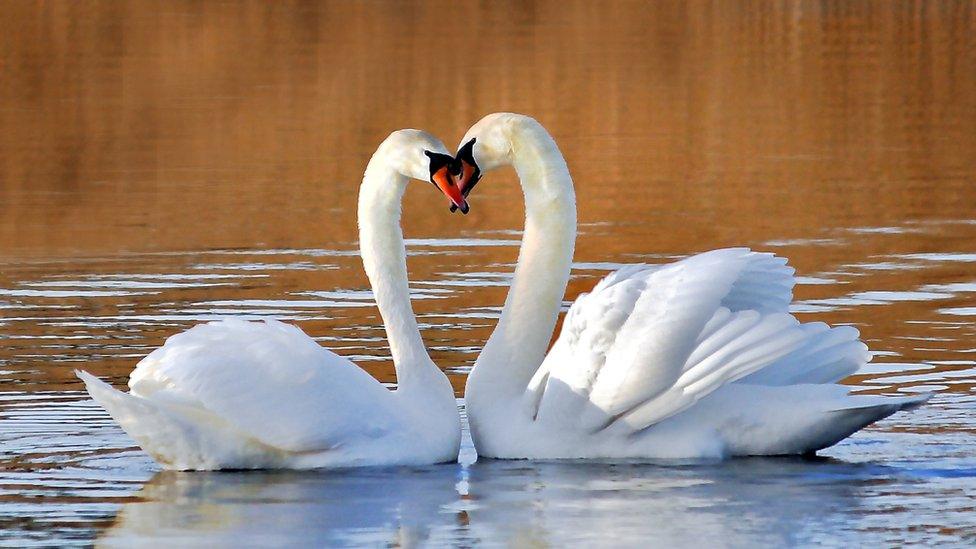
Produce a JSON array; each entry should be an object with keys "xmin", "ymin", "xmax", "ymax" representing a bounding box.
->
[
  {"xmin": 358, "ymin": 155, "xmax": 440, "ymax": 394},
  {"xmin": 470, "ymin": 118, "xmax": 577, "ymax": 396}
]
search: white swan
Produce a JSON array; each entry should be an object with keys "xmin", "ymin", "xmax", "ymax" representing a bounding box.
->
[
  {"xmin": 453, "ymin": 113, "xmax": 929, "ymax": 460},
  {"xmin": 77, "ymin": 129, "xmax": 467, "ymax": 470}
]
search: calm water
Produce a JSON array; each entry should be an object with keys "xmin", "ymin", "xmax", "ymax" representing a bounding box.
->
[{"xmin": 2, "ymin": 1, "xmax": 975, "ymax": 546}]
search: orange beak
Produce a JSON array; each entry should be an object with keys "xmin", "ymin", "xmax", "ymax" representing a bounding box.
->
[
  {"xmin": 432, "ymin": 166, "xmax": 469, "ymax": 214},
  {"xmin": 449, "ymin": 159, "xmax": 482, "ymax": 213},
  {"xmin": 458, "ymin": 160, "xmax": 478, "ymax": 195}
]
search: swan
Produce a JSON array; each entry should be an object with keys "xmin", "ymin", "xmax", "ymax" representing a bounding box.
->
[
  {"xmin": 76, "ymin": 129, "xmax": 467, "ymax": 470},
  {"xmin": 453, "ymin": 112, "xmax": 929, "ymax": 459}
]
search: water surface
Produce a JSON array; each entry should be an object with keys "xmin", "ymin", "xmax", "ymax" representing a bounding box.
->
[{"xmin": 1, "ymin": 1, "xmax": 975, "ymax": 546}]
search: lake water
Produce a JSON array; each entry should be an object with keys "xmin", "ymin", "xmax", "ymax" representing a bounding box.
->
[{"xmin": 1, "ymin": 1, "xmax": 975, "ymax": 546}]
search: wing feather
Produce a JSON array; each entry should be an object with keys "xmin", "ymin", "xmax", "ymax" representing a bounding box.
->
[
  {"xmin": 128, "ymin": 319, "xmax": 398, "ymax": 452},
  {"xmin": 533, "ymin": 248, "xmax": 814, "ymax": 433}
]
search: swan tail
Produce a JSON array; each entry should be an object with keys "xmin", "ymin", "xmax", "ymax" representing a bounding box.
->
[
  {"xmin": 787, "ymin": 392, "xmax": 932, "ymax": 455},
  {"xmin": 653, "ymin": 383, "xmax": 932, "ymax": 456},
  {"xmin": 76, "ymin": 370, "xmax": 276, "ymax": 470},
  {"xmin": 76, "ymin": 370, "xmax": 192, "ymax": 468}
]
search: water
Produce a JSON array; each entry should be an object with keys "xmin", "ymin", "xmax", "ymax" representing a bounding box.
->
[{"xmin": 1, "ymin": 1, "xmax": 975, "ymax": 546}]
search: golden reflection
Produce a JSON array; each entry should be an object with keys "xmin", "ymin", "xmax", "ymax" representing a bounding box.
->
[{"xmin": 2, "ymin": 1, "xmax": 973, "ymax": 256}]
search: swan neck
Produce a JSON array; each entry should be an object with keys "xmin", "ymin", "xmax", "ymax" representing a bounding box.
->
[
  {"xmin": 472, "ymin": 118, "xmax": 577, "ymax": 396},
  {"xmin": 358, "ymin": 157, "xmax": 438, "ymax": 393}
]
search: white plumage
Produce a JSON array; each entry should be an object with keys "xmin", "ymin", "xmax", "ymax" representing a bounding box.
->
[
  {"xmin": 77, "ymin": 130, "xmax": 463, "ymax": 470},
  {"xmin": 78, "ymin": 319, "xmax": 454, "ymax": 469},
  {"xmin": 459, "ymin": 113, "xmax": 929, "ymax": 459}
]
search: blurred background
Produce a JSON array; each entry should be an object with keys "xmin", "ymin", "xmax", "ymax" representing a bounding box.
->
[
  {"xmin": 1, "ymin": 1, "xmax": 975, "ymax": 544},
  {"xmin": 3, "ymin": 1, "xmax": 973, "ymax": 256}
]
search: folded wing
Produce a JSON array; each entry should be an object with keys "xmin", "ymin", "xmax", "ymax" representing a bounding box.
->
[
  {"xmin": 125, "ymin": 318, "xmax": 399, "ymax": 452},
  {"xmin": 529, "ymin": 248, "xmax": 847, "ymax": 433}
]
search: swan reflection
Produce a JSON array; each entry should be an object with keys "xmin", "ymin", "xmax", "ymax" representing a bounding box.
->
[
  {"xmin": 98, "ymin": 465, "xmax": 466, "ymax": 547},
  {"xmin": 98, "ymin": 457, "xmax": 893, "ymax": 547},
  {"xmin": 461, "ymin": 457, "xmax": 875, "ymax": 547}
]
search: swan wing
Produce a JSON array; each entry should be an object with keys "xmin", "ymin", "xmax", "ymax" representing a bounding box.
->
[
  {"xmin": 126, "ymin": 318, "xmax": 399, "ymax": 452},
  {"xmin": 721, "ymin": 249, "xmax": 795, "ymax": 313},
  {"xmin": 531, "ymin": 248, "xmax": 808, "ymax": 432}
]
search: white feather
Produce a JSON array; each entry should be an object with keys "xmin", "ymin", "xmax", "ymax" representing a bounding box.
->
[
  {"xmin": 461, "ymin": 113, "xmax": 930, "ymax": 460},
  {"xmin": 77, "ymin": 130, "xmax": 462, "ymax": 470}
]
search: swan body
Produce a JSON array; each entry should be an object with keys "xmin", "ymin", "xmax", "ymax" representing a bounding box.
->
[
  {"xmin": 457, "ymin": 113, "xmax": 929, "ymax": 460},
  {"xmin": 78, "ymin": 130, "xmax": 464, "ymax": 470}
]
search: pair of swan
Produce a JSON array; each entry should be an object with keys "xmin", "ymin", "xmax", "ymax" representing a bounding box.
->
[{"xmin": 79, "ymin": 113, "xmax": 928, "ymax": 469}]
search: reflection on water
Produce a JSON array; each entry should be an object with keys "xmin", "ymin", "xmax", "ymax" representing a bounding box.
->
[
  {"xmin": 1, "ymin": 0, "xmax": 975, "ymax": 546},
  {"xmin": 96, "ymin": 427, "xmax": 976, "ymax": 547},
  {"xmin": 101, "ymin": 467, "xmax": 466, "ymax": 548}
]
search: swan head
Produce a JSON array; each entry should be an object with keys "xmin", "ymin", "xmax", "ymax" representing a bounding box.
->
[
  {"xmin": 382, "ymin": 129, "xmax": 469, "ymax": 214},
  {"xmin": 424, "ymin": 149, "xmax": 469, "ymax": 214},
  {"xmin": 451, "ymin": 113, "xmax": 524, "ymax": 212}
]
